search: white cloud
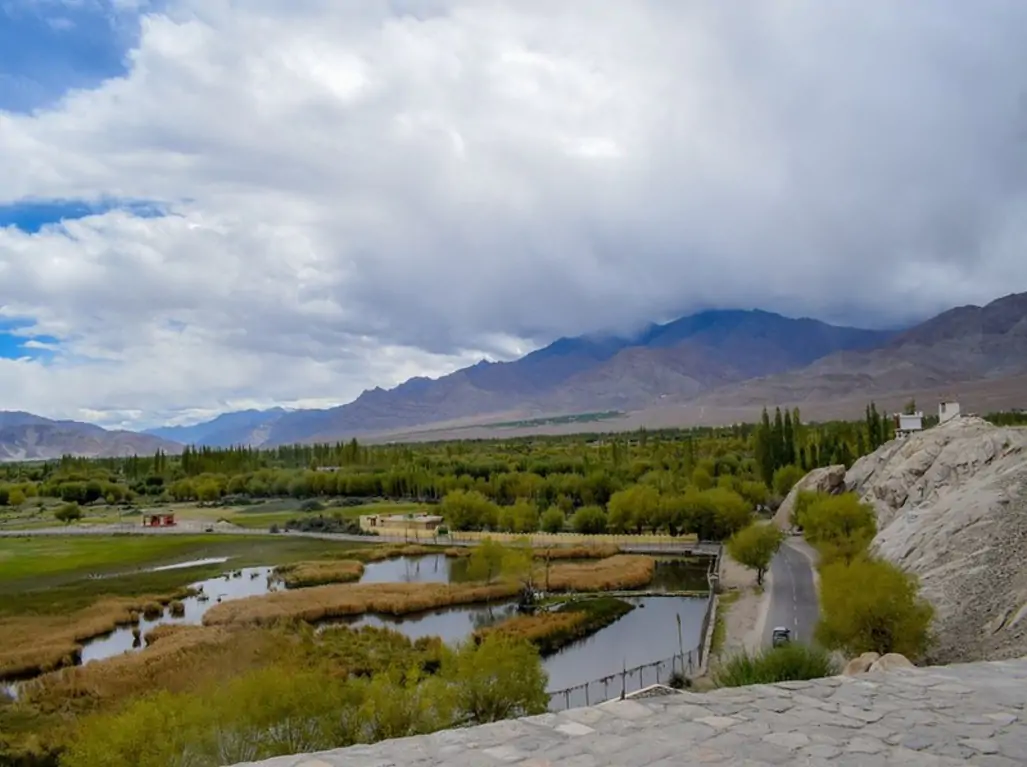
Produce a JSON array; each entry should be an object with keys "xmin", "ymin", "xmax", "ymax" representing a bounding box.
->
[{"xmin": 2, "ymin": 0, "xmax": 1027, "ymax": 427}]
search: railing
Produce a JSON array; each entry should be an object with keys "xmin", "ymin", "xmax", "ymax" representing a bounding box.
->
[{"xmin": 546, "ymin": 584, "xmax": 718, "ymax": 712}]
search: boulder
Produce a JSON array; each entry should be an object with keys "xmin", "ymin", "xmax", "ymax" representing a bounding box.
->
[
  {"xmin": 868, "ymin": 653, "xmax": 914, "ymax": 673},
  {"xmin": 847, "ymin": 416, "xmax": 1027, "ymax": 663},
  {"xmin": 842, "ymin": 652, "xmax": 881, "ymax": 676},
  {"xmin": 772, "ymin": 465, "xmax": 846, "ymax": 530}
]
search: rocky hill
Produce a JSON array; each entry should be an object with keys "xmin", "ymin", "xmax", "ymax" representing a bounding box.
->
[
  {"xmin": 0, "ymin": 412, "xmax": 182, "ymax": 462},
  {"xmin": 846, "ymin": 416, "xmax": 1027, "ymax": 663}
]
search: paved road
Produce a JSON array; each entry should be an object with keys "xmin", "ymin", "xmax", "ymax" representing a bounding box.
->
[{"xmin": 763, "ymin": 539, "xmax": 818, "ymax": 647}]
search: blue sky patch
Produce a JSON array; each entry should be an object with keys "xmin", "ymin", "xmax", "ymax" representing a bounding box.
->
[
  {"xmin": 0, "ymin": 319, "xmax": 59, "ymax": 360},
  {"xmin": 0, "ymin": 198, "xmax": 167, "ymax": 233},
  {"xmin": 0, "ymin": 1, "xmax": 156, "ymax": 113}
]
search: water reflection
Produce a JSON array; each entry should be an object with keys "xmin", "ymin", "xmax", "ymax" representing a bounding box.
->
[
  {"xmin": 327, "ymin": 601, "xmax": 519, "ymax": 644},
  {"xmin": 359, "ymin": 554, "xmax": 470, "ymax": 585},
  {"xmin": 79, "ymin": 566, "xmax": 279, "ymax": 665}
]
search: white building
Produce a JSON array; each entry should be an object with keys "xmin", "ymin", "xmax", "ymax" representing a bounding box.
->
[
  {"xmin": 895, "ymin": 412, "xmax": 924, "ymax": 438},
  {"xmin": 938, "ymin": 400, "xmax": 961, "ymax": 424}
]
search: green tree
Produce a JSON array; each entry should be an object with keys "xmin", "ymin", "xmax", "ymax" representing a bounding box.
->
[
  {"xmin": 466, "ymin": 537, "xmax": 507, "ymax": 584},
  {"xmin": 606, "ymin": 485, "xmax": 660, "ymax": 533},
  {"xmin": 772, "ymin": 464, "xmax": 805, "ymax": 498},
  {"xmin": 509, "ymin": 499, "xmax": 540, "ymax": 534},
  {"xmin": 440, "ymin": 490, "xmax": 499, "ymax": 531},
  {"xmin": 54, "ymin": 502, "xmax": 83, "ymax": 525},
  {"xmin": 7, "ymin": 487, "xmax": 25, "ymax": 507},
  {"xmin": 800, "ymin": 493, "xmax": 877, "ymax": 564},
  {"xmin": 816, "ymin": 557, "xmax": 934, "ymax": 658},
  {"xmin": 449, "ymin": 635, "xmax": 548, "ymax": 723},
  {"xmin": 570, "ymin": 504, "xmax": 607, "ymax": 534},
  {"xmin": 726, "ymin": 523, "xmax": 785, "ymax": 585},
  {"xmin": 539, "ymin": 506, "xmax": 565, "ymax": 534}
]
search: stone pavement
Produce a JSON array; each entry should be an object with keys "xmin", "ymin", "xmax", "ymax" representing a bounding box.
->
[{"xmin": 233, "ymin": 658, "xmax": 1027, "ymax": 767}]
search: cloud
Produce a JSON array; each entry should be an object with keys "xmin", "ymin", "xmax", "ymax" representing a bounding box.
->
[{"xmin": 1, "ymin": 0, "xmax": 1027, "ymax": 428}]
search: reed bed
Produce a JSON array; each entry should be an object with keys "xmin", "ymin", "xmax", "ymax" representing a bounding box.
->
[
  {"xmin": 0, "ymin": 590, "xmax": 193, "ymax": 681},
  {"xmin": 202, "ymin": 556, "xmax": 655, "ymax": 628},
  {"xmin": 20, "ymin": 624, "xmax": 270, "ymax": 715},
  {"xmin": 348, "ymin": 544, "xmax": 440, "ymax": 562},
  {"xmin": 543, "ymin": 554, "xmax": 655, "ymax": 591},
  {"xmin": 202, "ymin": 581, "xmax": 521, "ymax": 627},
  {"xmin": 273, "ymin": 559, "xmax": 365, "ymax": 588},
  {"xmin": 476, "ymin": 597, "xmax": 634, "ymax": 655},
  {"xmin": 535, "ymin": 544, "xmax": 621, "ymax": 560}
]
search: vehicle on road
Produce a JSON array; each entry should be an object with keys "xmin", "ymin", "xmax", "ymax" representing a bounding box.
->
[{"xmin": 771, "ymin": 626, "xmax": 792, "ymax": 647}]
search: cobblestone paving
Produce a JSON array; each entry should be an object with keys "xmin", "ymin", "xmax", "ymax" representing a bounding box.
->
[{"xmin": 233, "ymin": 659, "xmax": 1027, "ymax": 766}]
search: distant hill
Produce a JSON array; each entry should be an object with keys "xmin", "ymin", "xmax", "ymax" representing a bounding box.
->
[
  {"xmin": 144, "ymin": 408, "xmax": 287, "ymax": 447},
  {"xmin": 0, "ymin": 413, "xmax": 182, "ymax": 462},
  {"xmin": 688, "ymin": 292, "xmax": 1027, "ymax": 409},
  {"xmin": 251, "ymin": 308, "xmax": 893, "ymax": 445}
]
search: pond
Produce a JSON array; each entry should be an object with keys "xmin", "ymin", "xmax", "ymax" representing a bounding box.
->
[{"xmin": 21, "ymin": 553, "xmax": 712, "ymax": 706}]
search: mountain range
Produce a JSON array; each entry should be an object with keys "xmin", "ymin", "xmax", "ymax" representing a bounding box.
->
[{"xmin": 3, "ymin": 292, "xmax": 1026, "ymax": 459}]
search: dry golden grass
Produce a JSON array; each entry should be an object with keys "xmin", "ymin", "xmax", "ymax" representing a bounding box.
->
[
  {"xmin": 475, "ymin": 611, "xmax": 586, "ymax": 645},
  {"xmin": 536, "ymin": 544, "xmax": 620, "ymax": 560},
  {"xmin": 543, "ymin": 555, "xmax": 655, "ymax": 591},
  {"xmin": 202, "ymin": 555, "xmax": 656, "ymax": 627},
  {"xmin": 0, "ymin": 591, "xmax": 191, "ymax": 681},
  {"xmin": 273, "ymin": 559, "xmax": 365, "ymax": 588},
  {"xmin": 20, "ymin": 623, "xmax": 279, "ymax": 714},
  {"xmin": 202, "ymin": 581, "xmax": 521, "ymax": 627},
  {"xmin": 348, "ymin": 544, "xmax": 439, "ymax": 562}
]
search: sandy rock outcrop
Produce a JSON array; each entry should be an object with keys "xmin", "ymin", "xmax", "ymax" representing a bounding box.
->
[
  {"xmin": 772, "ymin": 464, "xmax": 846, "ymax": 530},
  {"xmin": 846, "ymin": 416, "xmax": 1027, "ymax": 663},
  {"xmin": 842, "ymin": 652, "xmax": 881, "ymax": 676}
]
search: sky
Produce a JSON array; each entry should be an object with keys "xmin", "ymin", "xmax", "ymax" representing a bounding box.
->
[{"xmin": 2, "ymin": 1, "xmax": 1027, "ymax": 430}]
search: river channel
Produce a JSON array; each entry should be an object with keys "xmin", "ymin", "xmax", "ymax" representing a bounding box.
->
[{"xmin": 17, "ymin": 554, "xmax": 711, "ymax": 706}]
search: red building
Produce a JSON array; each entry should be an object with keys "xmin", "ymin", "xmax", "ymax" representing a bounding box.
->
[{"xmin": 144, "ymin": 513, "xmax": 176, "ymax": 527}]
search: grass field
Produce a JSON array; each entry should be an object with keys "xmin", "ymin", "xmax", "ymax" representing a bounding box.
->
[{"xmin": 0, "ymin": 535, "xmax": 372, "ymax": 616}]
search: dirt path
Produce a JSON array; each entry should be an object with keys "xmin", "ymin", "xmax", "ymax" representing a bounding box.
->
[{"xmin": 716, "ymin": 554, "xmax": 770, "ymax": 658}]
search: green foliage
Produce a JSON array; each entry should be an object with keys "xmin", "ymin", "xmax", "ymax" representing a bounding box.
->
[
  {"xmin": 772, "ymin": 464, "xmax": 805, "ymax": 498},
  {"xmin": 539, "ymin": 506, "xmax": 565, "ymax": 534},
  {"xmin": 440, "ymin": 490, "xmax": 499, "ymax": 531},
  {"xmin": 726, "ymin": 523, "xmax": 785, "ymax": 585},
  {"xmin": 715, "ymin": 643, "xmax": 838, "ymax": 687},
  {"xmin": 446, "ymin": 634, "xmax": 548, "ymax": 723},
  {"xmin": 570, "ymin": 504, "xmax": 607, "ymax": 534},
  {"xmin": 800, "ymin": 493, "xmax": 876, "ymax": 564},
  {"xmin": 466, "ymin": 537, "xmax": 507, "ymax": 584},
  {"xmin": 60, "ymin": 634, "xmax": 548, "ymax": 766},
  {"xmin": 815, "ymin": 557, "xmax": 934, "ymax": 659},
  {"xmin": 53, "ymin": 502, "xmax": 82, "ymax": 525}
]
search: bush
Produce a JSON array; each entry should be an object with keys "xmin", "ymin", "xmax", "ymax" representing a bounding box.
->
[
  {"xmin": 299, "ymin": 499, "xmax": 325, "ymax": 512},
  {"xmin": 772, "ymin": 465, "xmax": 806, "ymax": 498},
  {"xmin": 54, "ymin": 502, "xmax": 83, "ymax": 525},
  {"xmin": 715, "ymin": 643, "xmax": 838, "ymax": 688},
  {"xmin": 570, "ymin": 505, "xmax": 607, "ymax": 534},
  {"xmin": 815, "ymin": 557, "xmax": 933, "ymax": 659},
  {"xmin": 801, "ymin": 493, "xmax": 876, "ymax": 564},
  {"xmin": 539, "ymin": 506, "xmax": 565, "ymax": 534}
]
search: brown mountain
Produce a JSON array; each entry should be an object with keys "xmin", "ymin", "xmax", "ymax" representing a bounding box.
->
[
  {"xmin": 689, "ymin": 292, "xmax": 1027, "ymax": 409},
  {"xmin": 0, "ymin": 412, "xmax": 182, "ymax": 462},
  {"xmin": 259, "ymin": 309, "xmax": 892, "ymax": 445}
]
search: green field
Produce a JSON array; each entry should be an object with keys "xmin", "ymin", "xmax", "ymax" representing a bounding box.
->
[{"xmin": 0, "ymin": 534, "xmax": 370, "ymax": 615}]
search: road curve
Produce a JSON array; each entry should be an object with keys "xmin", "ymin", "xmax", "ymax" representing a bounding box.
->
[{"xmin": 763, "ymin": 539, "xmax": 819, "ymax": 647}]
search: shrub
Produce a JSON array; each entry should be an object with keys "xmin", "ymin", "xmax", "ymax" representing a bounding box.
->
[
  {"xmin": 54, "ymin": 502, "xmax": 83, "ymax": 525},
  {"xmin": 299, "ymin": 499, "xmax": 325, "ymax": 512},
  {"xmin": 715, "ymin": 643, "xmax": 838, "ymax": 688},
  {"xmin": 801, "ymin": 493, "xmax": 876, "ymax": 564},
  {"xmin": 772, "ymin": 465, "xmax": 806, "ymax": 498},
  {"xmin": 539, "ymin": 506, "xmax": 565, "ymax": 534},
  {"xmin": 816, "ymin": 557, "xmax": 933, "ymax": 659},
  {"xmin": 570, "ymin": 505, "xmax": 607, "ymax": 535}
]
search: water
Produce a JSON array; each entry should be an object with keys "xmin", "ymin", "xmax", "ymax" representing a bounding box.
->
[
  {"xmin": 29, "ymin": 554, "xmax": 711, "ymax": 701},
  {"xmin": 79, "ymin": 566, "xmax": 280, "ymax": 665},
  {"xmin": 358, "ymin": 554, "xmax": 471, "ymax": 585},
  {"xmin": 542, "ymin": 595, "xmax": 707, "ymax": 698},
  {"xmin": 148, "ymin": 557, "xmax": 230, "ymax": 572}
]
